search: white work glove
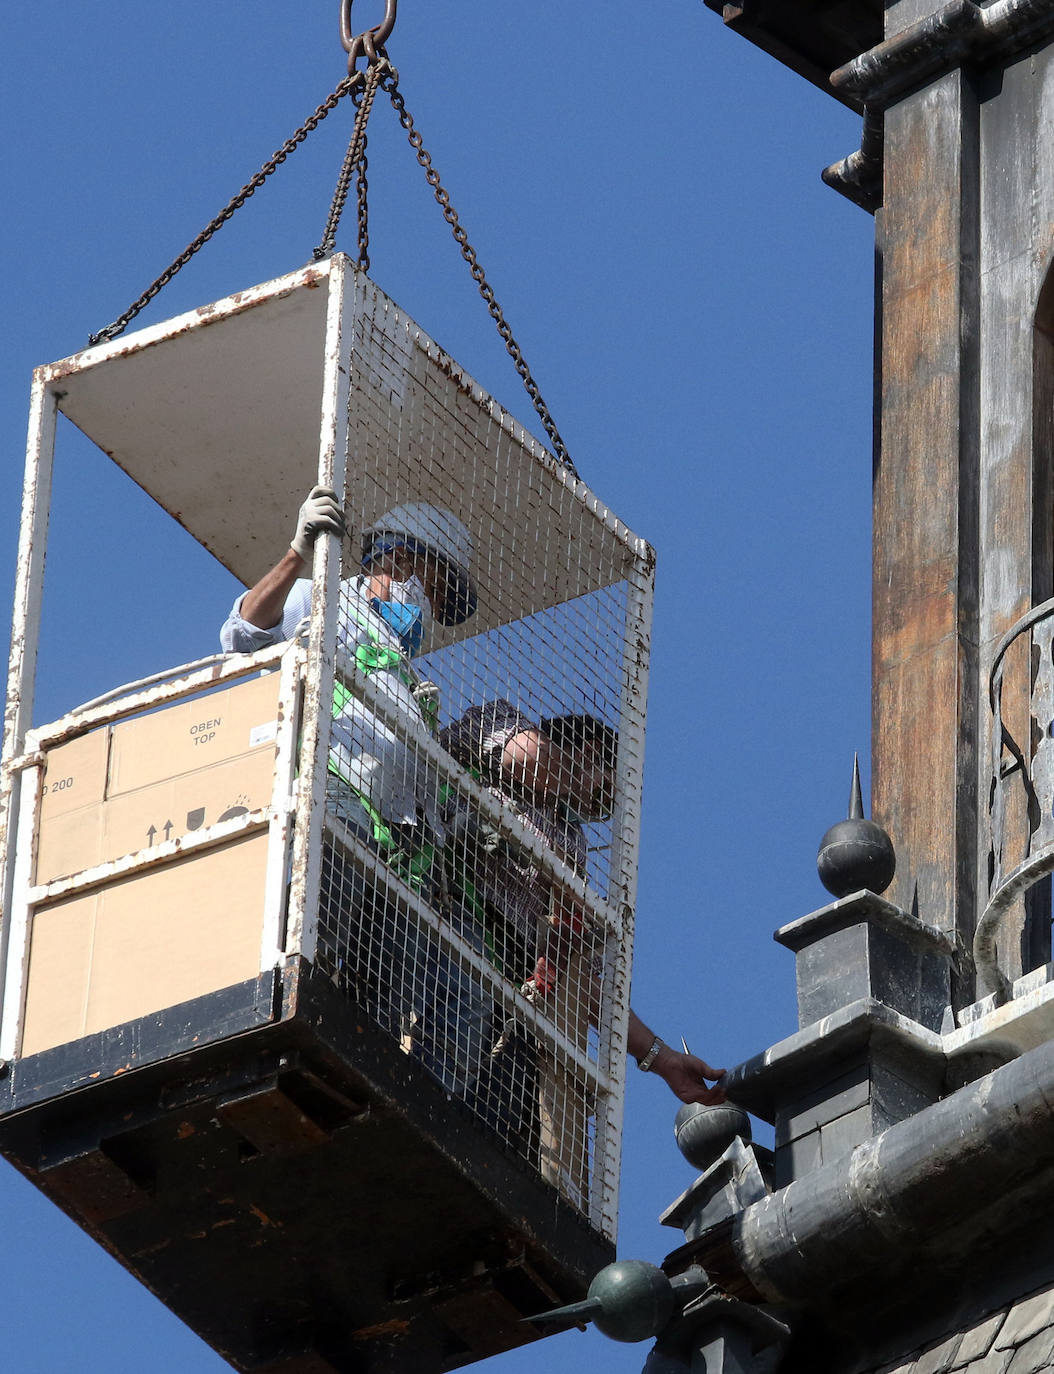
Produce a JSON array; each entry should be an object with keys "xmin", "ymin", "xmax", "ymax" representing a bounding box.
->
[{"xmin": 291, "ymin": 485, "xmax": 345, "ymax": 562}]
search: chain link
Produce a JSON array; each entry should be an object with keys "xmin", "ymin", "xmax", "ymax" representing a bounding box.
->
[
  {"xmin": 314, "ymin": 56, "xmax": 388, "ymax": 264},
  {"xmin": 87, "ymin": 72, "xmax": 364, "ymax": 347},
  {"xmin": 355, "ymin": 137, "xmax": 371, "ymax": 271},
  {"xmin": 85, "ymin": 12, "xmax": 575, "ymax": 480},
  {"xmin": 342, "ymin": 0, "xmax": 398, "ymax": 74},
  {"xmin": 382, "ymin": 74, "xmax": 577, "ymax": 476}
]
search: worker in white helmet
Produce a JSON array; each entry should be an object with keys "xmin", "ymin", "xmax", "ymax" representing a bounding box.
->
[
  {"xmin": 220, "ymin": 486, "xmax": 480, "ymax": 1065},
  {"xmin": 221, "ymin": 486, "xmax": 476, "ymax": 834}
]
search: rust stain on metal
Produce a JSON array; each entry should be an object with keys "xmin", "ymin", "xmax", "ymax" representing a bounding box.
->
[
  {"xmin": 176, "ymin": 1121, "xmax": 195, "ymax": 1140},
  {"xmin": 132, "ymin": 1238, "xmax": 172, "ymax": 1258},
  {"xmin": 249, "ymin": 1203, "xmax": 278, "ymax": 1228},
  {"xmin": 352, "ymin": 1318, "xmax": 412, "ymax": 1341}
]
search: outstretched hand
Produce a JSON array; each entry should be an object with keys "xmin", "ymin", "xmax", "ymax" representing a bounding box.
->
[{"xmin": 650, "ymin": 1046, "xmax": 727, "ymax": 1105}]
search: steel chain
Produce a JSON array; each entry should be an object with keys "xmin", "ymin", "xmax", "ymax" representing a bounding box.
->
[
  {"xmin": 342, "ymin": 0, "xmax": 398, "ymax": 74},
  {"xmin": 382, "ymin": 73, "xmax": 576, "ymax": 476},
  {"xmin": 88, "ymin": 72, "xmax": 364, "ymax": 347},
  {"xmin": 314, "ymin": 56, "xmax": 387, "ymax": 264},
  {"xmin": 355, "ymin": 138, "xmax": 371, "ymax": 271}
]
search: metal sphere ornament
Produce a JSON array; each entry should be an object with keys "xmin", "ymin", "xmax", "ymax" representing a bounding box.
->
[
  {"xmin": 585, "ymin": 1260, "xmax": 677, "ymax": 1343},
  {"xmin": 674, "ymin": 1100, "xmax": 752, "ymax": 1171},
  {"xmin": 817, "ymin": 755, "xmax": 896, "ymax": 898}
]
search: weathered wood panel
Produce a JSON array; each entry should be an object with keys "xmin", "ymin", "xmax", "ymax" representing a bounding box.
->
[{"xmin": 873, "ymin": 72, "xmax": 980, "ymax": 935}]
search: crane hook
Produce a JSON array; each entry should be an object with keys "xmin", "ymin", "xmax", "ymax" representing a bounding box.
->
[{"xmin": 341, "ymin": 0, "xmax": 397, "ymax": 74}]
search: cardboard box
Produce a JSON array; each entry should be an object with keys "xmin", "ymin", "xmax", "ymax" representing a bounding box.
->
[
  {"xmin": 35, "ymin": 749, "xmax": 279, "ymax": 886},
  {"xmin": 38, "ymin": 728, "xmax": 111, "ymax": 825},
  {"xmin": 107, "ymin": 671, "xmax": 281, "ymax": 795},
  {"xmin": 23, "ymin": 673, "xmax": 287, "ymax": 1055},
  {"xmin": 21, "ymin": 832, "xmax": 270, "ymax": 1057},
  {"xmin": 34, "ymin": 673, "xmax": 282, "ymax": 886}
]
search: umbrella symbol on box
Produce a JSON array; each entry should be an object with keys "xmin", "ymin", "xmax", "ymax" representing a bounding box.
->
[{"xmin": 186, "ymin": 807, "xmax": 206, "ymax": 831}]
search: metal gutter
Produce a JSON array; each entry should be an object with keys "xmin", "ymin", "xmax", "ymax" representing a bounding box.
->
[
  {"xmin": 729, "ymin": 1036, "xmax": 1054, "ymax": 1304},
  {"xmin": 832, "ymin": 0, "xmax": 1054, "ymax": 109},
  {"xmin": 821, "ymin": 0, "xmax": 1054, "ymax": 211},
  {"xmin": 821, "ymin": 106, "xmax": 883, "ymax": 214}
]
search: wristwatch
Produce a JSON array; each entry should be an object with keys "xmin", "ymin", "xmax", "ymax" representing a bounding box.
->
[{"xmin": 636, "ymin": 1036, "xmax": 663, "ymax": 1072}]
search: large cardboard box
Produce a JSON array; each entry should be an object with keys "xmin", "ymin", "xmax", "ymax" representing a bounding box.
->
[
  {"xmin": 22, "ymin": 673, "xmax": 286, "ymax": 1057},
  {"xmin": 35, "ymin": 673, "xmax": 282, "ymax": 885},
  {"xmin": 22, "ymin": 833, "xmax": 271, "ymax": 1057}
]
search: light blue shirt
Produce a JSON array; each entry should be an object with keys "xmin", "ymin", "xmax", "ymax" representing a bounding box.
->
[{"xmin": 220, "ymin": 577, "xmax": 317, "ymax": 653}]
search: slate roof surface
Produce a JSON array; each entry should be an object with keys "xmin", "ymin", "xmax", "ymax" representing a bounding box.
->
[{"xmin": 872, "ymin": 1282, "xmax": 1054, "ymax": 1374}]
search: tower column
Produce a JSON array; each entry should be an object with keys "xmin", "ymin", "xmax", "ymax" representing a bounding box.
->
[{"xmin": 872, "ymin": 67, "xmax": 981, "ymax": 942}]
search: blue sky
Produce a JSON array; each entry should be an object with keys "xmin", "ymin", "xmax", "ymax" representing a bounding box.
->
[{"xmin": 1, "ymin": 4, "xmax": 874, "ymax": 1370}]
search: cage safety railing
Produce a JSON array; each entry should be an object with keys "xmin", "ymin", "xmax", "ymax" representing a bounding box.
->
[
  {"xmin": 312, "ymin": 633, "xmax": 629, "ymax": 1224},
  {"xmin": 0, "ymin": 632, "xmax": 626, "ymax": 1225},
  {"xmin": 977, "ymin": 596, "xmax": 1054, "ymax": 998},
  {"xmin": 0, "ymin": 626, "xmax": 632, "ymax": 1232},
  {"xmin": 0, "ymin": 261, "xmax": 649, "ymax": 1245}
]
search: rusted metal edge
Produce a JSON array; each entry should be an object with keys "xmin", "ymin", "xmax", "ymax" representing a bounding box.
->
[
  {"xmin": 832, "ymin": 0, "xmax": 1054, "ymax": 109},
  {"xmin": 46, "ymin": 262, "xmax": 333, "ymax": 384},
  {"xmin": 286, "ymin": 254, "xmax": 350, "ymax": 968},
  {"xmin": 589, "ymin": 554, "xmax": 651, "ymax": 1233},
  {"xmin": 376, "ymin": 281, "xmax": 653, "ymax": 563},
  {"xmin": 19, "ymin": 643, "xmax": 289, "ymax": 757}
]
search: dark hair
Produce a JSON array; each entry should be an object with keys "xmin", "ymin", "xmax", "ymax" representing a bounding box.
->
[{"xmin": 538, "ymin": 714, "xmax": 618, "ymax": 771}]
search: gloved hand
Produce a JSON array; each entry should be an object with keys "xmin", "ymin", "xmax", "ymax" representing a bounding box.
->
[{"xmin": 290, "ymin": 486, "xmax": 345, "ymax": 562}]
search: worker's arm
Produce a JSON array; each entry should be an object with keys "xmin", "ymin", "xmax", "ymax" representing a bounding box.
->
[
  {"xmin": 529, "ymin": 912, "xmax": 727, "ymax": 1107},
  {"xmin": 627, "ymin": 1009, "xmax": 726, "ymax": 1106},
  {"xmin": 239, "ymin": 547, "xmax": 308, "ymax": 631},
  {"xmin": 238, "ymin": 486, "xmax": 346, "ymax": 630}
]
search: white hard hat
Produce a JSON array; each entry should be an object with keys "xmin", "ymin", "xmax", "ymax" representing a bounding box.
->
[{"xmin": 362, "ymin": 502, "xmax": 478, "ymax": 626}]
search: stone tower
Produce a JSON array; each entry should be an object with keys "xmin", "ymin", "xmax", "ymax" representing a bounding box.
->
[{"xmin": 563, "ymin": 6, "xmax": 1054, "ymax": 1372}]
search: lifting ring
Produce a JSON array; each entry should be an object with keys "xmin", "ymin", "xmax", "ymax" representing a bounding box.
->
[{"xmin": 341, "ymin": 0, "xmax": 397, "ymax": 72}]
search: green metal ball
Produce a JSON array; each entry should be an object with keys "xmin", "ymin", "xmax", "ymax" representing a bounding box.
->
[{"xmin": 586, "ymin": 1260, "xmax": 676, "ymax": 1343}]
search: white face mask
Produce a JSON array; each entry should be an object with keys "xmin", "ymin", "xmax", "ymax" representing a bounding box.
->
[
  {"xmin": 371, "ymin": 575, "xmax": 433, "ymax": 656},
  {"xmin": 391, "ymin": 575, "xmax": 430, "ymax": 613}
]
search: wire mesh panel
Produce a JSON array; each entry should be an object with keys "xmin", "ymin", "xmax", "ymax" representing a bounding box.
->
[
  {"xmin": 0, "ymin": 261, "xmax": 643, "ymax": 1366},
  {"xmin": 309, "ymin": 276, "xmax": 653, "ymax": 1237},
  {"xmin": 2, "ymin": 259, "xmax": 650, "ymax": 1247}
]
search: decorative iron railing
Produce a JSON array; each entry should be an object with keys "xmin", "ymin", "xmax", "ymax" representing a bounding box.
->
[{"xmin": 976, "ymin": 596, "xmax": 1054, "ymax": 998}]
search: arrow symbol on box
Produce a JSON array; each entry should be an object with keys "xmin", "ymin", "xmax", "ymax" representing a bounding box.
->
[
  {"xmin": 147, "ymin": 825, "xmax": 157, "ymax": 845},
  {"xmin": 163, "ymin": 820, "xmax": 173, "ymax": 840}
]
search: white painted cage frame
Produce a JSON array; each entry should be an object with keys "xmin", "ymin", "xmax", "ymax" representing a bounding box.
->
[{"xmin": 0, "ymin": 256, "xmax": 653, "ymax": 1240}]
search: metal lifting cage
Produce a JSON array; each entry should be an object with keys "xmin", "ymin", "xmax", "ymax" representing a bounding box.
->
[{"xmin": 0, "ymin": 255, "xmax": 654, "ymax": 1371}]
